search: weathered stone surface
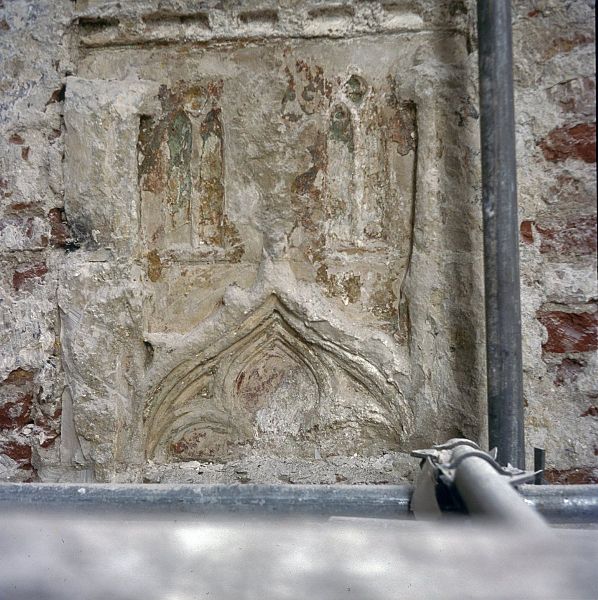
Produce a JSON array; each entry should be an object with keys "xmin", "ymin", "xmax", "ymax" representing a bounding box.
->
[
  {"xmin": 64, "ymin": 77, "xmax": 162, "ymax": 255},
  {"xmin": 0, "ymin": 213, "xmax": 49, "ymax": 252},
  {"xmin": 514, "ymin": 0, "xmax": 596, "ymax": 473},
  {"xmin": 553, "ymin": 357, "xmax": 587, "ymax": 387},
  {"xmin": 547, "ymin": 75, "xmax": 595, "ymax": 116},
  {"xmin": 0, "ymin": 0, "xmax": 596, "ymax": 482},
  {"xmin": 143, "ymin": 263, "xmax": 412, "ymax": 466}
]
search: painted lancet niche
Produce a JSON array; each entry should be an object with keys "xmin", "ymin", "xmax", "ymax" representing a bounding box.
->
[
  {"xmin": 284, "ymin": 60, "xmax": 417, "ymax": 327},
  {"xmin": 138, "ymin": 81, "xmax": 243, "ymax": 260}
]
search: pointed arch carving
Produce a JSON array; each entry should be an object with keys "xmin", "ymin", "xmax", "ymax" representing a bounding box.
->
[{"xmin": 144, "ymin": 293, "xmax": 409, "ymax": 461}]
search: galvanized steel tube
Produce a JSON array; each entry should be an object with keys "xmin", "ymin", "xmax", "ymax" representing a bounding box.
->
[
  {"xmin": 520, "ymin": 484, "xmax": 598, "ymax": 524},
  {"xmin": 0, "ymin": 483, "xmax": 413, "ymax": 519},
  {"xmin": 0, "ymin": 482, "xmax": 596, "ymax": 524},
  {"xmin": 477, "ymin": 0, "xmax": 525, "ymax": 468},
  {"xmin": 452, "ymin": 445, "xmax": 546, "ymax": 528}
]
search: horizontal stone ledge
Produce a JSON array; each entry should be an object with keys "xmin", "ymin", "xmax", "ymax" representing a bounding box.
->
[{"xmin": 73, "ymin": 3, "xmax": 467, "ymax": 48}]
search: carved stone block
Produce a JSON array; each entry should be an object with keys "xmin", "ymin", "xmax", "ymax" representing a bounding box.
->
[{"xmin": 57, "ymin": 15, "xmax": 481, "ymax": 481}]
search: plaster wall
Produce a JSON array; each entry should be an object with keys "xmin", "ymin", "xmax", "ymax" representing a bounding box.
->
[{"xmin": 0, "ymin": 0, "xmax": 595, "ymax": 484}]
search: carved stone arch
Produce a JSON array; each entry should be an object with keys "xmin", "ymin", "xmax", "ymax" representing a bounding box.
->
[
  {"xmin": 145, "ymin": 298, "xmax": 334, "ymax": 460},
  {"xmin": 216, "ymin": 311, "xmax": 335, "ymax": 416},
  {"xmin": 144, "ymin": 291, "xmax": 410, "ymax": 462},
  {"xmin": 145, "ymin": 359, "xmax": 224, "ymax": 461}
]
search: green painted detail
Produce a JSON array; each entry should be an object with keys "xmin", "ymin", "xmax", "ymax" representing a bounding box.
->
[
  {"xmin": 167, "ymin": 110, "xmax": 193, "ymax": 209},
  {"xmin": 329, "ymin": 104, "xmax": 354, "ymax": 152},
  {"xmin": 168, "ymin": 111, "xmax": 193, "ymax": 168}
]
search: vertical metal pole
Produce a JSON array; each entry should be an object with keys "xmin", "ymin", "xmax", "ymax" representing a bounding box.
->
[
  {"xmin": 477, "ymin": 1, "xmax": 525, "ymax": 468},
  {"xmin": 534, "ymin": 447, "xmax": 545, "ymax": 484}
]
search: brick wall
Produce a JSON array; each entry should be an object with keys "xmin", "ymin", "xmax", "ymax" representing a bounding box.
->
[{"xmin": 514, "ymin": 0, "xmax": 596, "ymax": 480}]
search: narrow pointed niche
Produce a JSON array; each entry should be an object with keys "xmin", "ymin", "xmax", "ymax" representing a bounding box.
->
[
  {"xmin": 325, "ymin": 102, "xmax": 355, "ymax": 243},
  {"xmin": 192, "ymin": 107, "xmax": 225, "ymax": 247}
]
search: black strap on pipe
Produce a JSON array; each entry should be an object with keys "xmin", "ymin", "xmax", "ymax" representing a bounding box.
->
[{"xmin": 477, "ymin": 1, "xmax": 525, "ymax": 468}]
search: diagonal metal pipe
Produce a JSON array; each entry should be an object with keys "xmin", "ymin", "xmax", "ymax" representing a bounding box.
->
[{"xmin": 477, "ymin": 1, "xmax": 525, "ymax": 468}]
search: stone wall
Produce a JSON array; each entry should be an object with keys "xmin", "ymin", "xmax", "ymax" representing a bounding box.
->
[
  {"xmin": 0, "ymin": 0, "xmax": 595, "ymax": 484},
  {"xmin": 513, "ymin": 0, "xmax": 597, "ymax": 483},
  {"xmin": 1, "ymin": 0, "xmax": 74, "ymax": 481}
]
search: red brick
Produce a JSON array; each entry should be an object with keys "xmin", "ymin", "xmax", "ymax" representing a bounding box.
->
[
  {"xmin": 8, "ymin": 202, "xmax": 35, "ymax": 212},
  {"xmin": 0, "ymin": 368, "xmax": 35, "ymax": 429},
  {"xmin": 538, "ymin": 122, "xmax": 596, "ymax": 163},
  {"xmin": 48, "ymin": 208, "xmax": 72, "ymax": 248},
  {"xmin": 34, "ymin": 415, "xmax": 60, "ymax": 448},
  {"xmin": 3, "ymin": 368, "xmax": 34, "ymax": 385},
  {"xmin": 535, "ymin": 215, "xmax": 597, "ymax": 256},
  {"xmin": 538, "ymin": 308, "xmax": 598, "ymax": 353},
  {"xmin": 0, "ymin": 394, "xmax": 33, "ymax": 429},
  {"xmin": 544, "ymin": 33, "xmax": 594, "ymax": 60},
  {"xmin": 520, "ymin": 220, "xmax": 534, "ymax": 244},
  {"xmin": 0, "ymin": 440, "xmax": 32, "ymax": 464},
  {"xmin": 544, "ymin": 467, "xmax": 598, "ymax": 484},
  {"xmin": 12, "ymin": 262, "xmax": 48, "ymax": 291},
  {"xmin": 9, "ymin": 133, "xmax": 24, "ymax": 145}
]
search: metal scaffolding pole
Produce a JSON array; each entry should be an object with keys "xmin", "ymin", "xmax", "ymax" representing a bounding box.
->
[
  {"xmin": 451, "ymin": 444, "xmax": 545, "ymax": 529},
  {"xmin": 477, "ymin": 0, "xmax": 525, "ymax": 468},
  {"xmin": 1, "ymin": 480, "xmax": 597, "ymax": 524}
]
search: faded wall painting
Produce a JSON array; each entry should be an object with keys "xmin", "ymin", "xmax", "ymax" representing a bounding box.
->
[{"xmin": 54, "ymin": 6, "xmax": 480, "ymax": 483}]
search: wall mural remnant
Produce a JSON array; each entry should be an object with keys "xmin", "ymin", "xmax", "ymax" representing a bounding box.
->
[
  {"xmin": 56, "ymin": 25, "xmax": 478, "ymax": 482},
  {"xmin": 145, "ymin": 291, "xmax": 410, "ymax": 463},
  {"xmin": 138, "ymin": 82, "xmax": 243, "ymax": 261},
  {"xmin": 284, "ymin": 59, "xmax": 417, "ymax": 327}
]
